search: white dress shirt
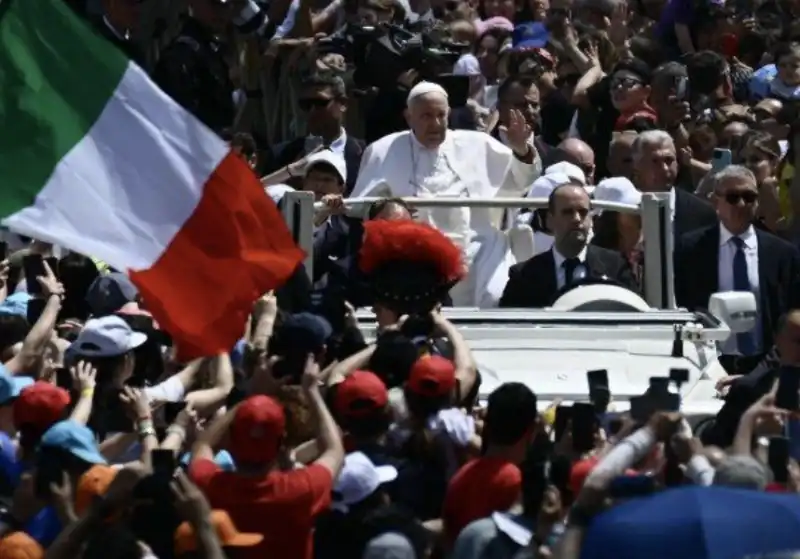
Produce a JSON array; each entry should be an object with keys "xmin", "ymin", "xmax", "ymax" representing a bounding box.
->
[
  {"xmin": 717, "ymin": 223, "xmax": 761, "ymax": 354},
  {"xmin": 305, "ymin": 128, "xmax": 347, "ymax": 158},
  {"xmin": 552, "ymin": 245, "xmax": 589, "ymax": 290}
]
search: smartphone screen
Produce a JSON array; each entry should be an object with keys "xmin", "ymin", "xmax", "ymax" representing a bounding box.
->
[
  {"xmin": 26, "ymin": 298, "xmax": 46, "ymax": 325},
  {"xmin": 22, "ymin": 254, "xmax": 46, "ymax": 296},
  {"xmin": 775, "ymin": 366, "xmax": 800, "ymax": 411},
  {"xmin": 554, "ymin": 405, "xmax": 572, "ymax": 443},
  {"xmin": 571, "ymin": 402, "xmax": 597, "ymax": 453},
  {"xmin": 712, "ymin": 148, "xmax": 733, "ymax": 172},
  {"xmin": 769, "ymin": 437, "xmax": 790, "ymax": 483},
  {"xmin": 151, "ymin": 449, "xmax": 177, "ymax": 483}
]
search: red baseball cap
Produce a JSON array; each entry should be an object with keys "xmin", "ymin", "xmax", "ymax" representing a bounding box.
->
[
  {"xmin": 228, "ymin": 395, "xmax": 285, "ymax": 465},
  {"xmin": 406, "ymin": 355, "xmax": 456, "ymax": 398},
  {"xmin": 335, "ymin": 371, "xmax": 389, "ymax": 419},
  {"xmin": 12, "ymin": 382, "xmax": 70, "ymax": 433}
]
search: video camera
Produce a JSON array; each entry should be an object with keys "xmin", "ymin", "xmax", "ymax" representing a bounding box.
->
[{"xmin": 320, "ymin": 21, "xmax": 470, "ymax": 106}]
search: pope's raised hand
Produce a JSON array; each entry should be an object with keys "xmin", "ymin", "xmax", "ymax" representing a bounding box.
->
[{"xmin": 500, "ymin": 109, "xmax": 532, "ymax": 157}]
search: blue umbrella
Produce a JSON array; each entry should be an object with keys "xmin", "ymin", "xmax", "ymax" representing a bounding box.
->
[{"xmin": 580, "ymin": 486, "xmax": 800, "ymax": 559}]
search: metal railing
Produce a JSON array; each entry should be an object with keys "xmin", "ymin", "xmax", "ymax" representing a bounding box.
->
[{"xmin": 281, "ymin": 191, "xmax": 675, "ymax": 309}]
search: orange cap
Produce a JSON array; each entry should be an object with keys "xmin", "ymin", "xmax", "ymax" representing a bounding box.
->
[
  {"xmin": 174, "ymin": 510, "xmax": 263, "ymax": 554},
  {"xmin": 74, "ymin": 465, "xmax": 118, "ymax": 516}
]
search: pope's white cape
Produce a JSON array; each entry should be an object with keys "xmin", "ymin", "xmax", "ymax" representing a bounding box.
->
[{"xmin": 3, "ymin": 62, "xmax": 228, "ymax": 273}]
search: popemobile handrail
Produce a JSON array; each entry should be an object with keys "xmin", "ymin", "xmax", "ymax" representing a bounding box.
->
[{"xmin": 281, "ymin": 191, "xmax": 675, "ymax": 309}]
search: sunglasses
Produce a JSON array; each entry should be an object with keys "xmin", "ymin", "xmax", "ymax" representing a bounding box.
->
[
  {"xmin": 298, "ymin": 98, "xmax": 334, "ymax": 111},
  {"xmin": 723, "ymin": 191, "xmax": 758, "ymax": 205},
  {"xmin": 611, "ymin": 77, "xmax": 643, "ymax": 90}
]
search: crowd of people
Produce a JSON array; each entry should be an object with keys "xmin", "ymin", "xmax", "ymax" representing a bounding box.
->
[{"xmin": 7, "ymin": 0, "xmax": 800, "ymax": 557}]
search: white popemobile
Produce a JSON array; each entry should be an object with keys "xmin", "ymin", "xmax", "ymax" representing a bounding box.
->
[{"xmin": 280, "ymin": 191, "xmax": 758, "ymax": 425}]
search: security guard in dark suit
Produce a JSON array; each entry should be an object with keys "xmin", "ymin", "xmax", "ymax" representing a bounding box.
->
[{"xmin": 152, "ymin": 0, "xmax": 239, "ymax": 133}]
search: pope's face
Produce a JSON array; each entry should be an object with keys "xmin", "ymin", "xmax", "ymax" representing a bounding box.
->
[{"xmin": 406, "ymin": 93, "xmax": 450, "ymax": 149}]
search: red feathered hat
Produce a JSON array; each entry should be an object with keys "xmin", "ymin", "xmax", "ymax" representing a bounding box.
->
[{"xmin": 359, "ymin": 220, "xmax": 465, "ymax": 314}]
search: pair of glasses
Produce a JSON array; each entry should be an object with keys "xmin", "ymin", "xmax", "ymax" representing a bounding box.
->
[
  {"xmin": 298, "ymin": 98, "xmax": 333, "ymax": 111},
  {"xmin": 723, "ymin": 191, "xmax": 758, "ymax": 205},
  {"xmin": 611, "ymin": 77, "xmax": 643, "ymax": 90}
]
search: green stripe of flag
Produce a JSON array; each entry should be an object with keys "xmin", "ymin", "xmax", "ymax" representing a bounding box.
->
[{"xmin": 0, "ymin": 0, "xmax": 129, "ymax": 218}]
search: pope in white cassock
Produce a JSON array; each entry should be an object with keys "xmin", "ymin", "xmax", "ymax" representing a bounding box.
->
[{"xmin": 351, "ymin": 81, "xmax": 542, "ymax": 307}]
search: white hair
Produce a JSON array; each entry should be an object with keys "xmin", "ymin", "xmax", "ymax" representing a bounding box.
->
[
  {"xmin": 710, "ymin": 164, "xmax": 757, "ymax": 193},
  {"xmin": 632, "ymin": 130, "xmax": 675, "ymax": 163}
]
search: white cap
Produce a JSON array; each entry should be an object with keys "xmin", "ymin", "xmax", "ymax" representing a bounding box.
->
[
  {"xmin": 527, "ymin": 172, "xmax": 571, "ymax": 199},
  {"xmin": 332, "ymin": 452, "xmax": 398, "ymax": 513},
  {"xmin": 305, "ymin": 150, "xmax": 347, "ymax": 185},
  {"xmin": 593, "ymin": 177, "xmax": 641, "ymax": 206},
  {"xmin": 545, "ymin": 162, "xmax": 587, "ymax": 186},
  {"xmin": 70, "ymin": 316, "xmax": 148, "ymax": 358},
  {"xmin": 265, "ymin": 184, "xmax": 295, "ymax": 205},
  {"xmin": 406, "ymin": 81, "xmax": 448, "ymax": 107}
]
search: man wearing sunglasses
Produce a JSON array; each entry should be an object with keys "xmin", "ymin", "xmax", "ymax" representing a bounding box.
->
[
  {"xmin": 264, "ymin": 73, "xmax": 365, "ymax": 196},
  {"xmin": 675, "ymin": 165, "xmax": 800, "ymax": 358}
]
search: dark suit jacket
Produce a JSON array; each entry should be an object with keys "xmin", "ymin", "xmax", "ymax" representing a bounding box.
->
[
  {"xmin": 265, "ymin": 135, "xmax": 365, "ymax": 196},
  {"xmin": 674, "ymin": 224, "xmax": 800, "ymax": 351},
  {"xmin": 313, "ymin": 215, "xmax": 363, "ymax": 284},
  {"xmin": 673, "ymin": 188, "xmax": 718, "ymax": 240},
  {"xmin": 499, "ymin": 246, "xmax": 639, "ymax": 308}
]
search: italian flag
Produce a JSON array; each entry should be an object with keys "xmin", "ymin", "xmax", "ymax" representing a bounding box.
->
[{"xmin": 0, "ymin": 0, "xmax": 304, "ymax": 357}]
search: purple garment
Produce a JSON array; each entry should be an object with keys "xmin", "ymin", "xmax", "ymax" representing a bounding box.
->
[{"xmin": 655, "ymin": 0, "xmax": 695, "ymax": 38}]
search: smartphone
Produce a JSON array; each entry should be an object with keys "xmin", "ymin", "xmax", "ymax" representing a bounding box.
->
[
  {"xmin": 649, "ymin": 390, "xmax": 681, "ymax": 412},
  {"xmin": 554, "ymin": 404, "xmax": 572, "ymax": 442},
  {"xmin": 711, "ymin": 148, "xmax": 733, "ymax": 172},
  {"xmin": 26, "ymin": 298, "xmax": 46, "ymax": 325},
  {"xmin": 0, "ymin": 242, "xmax": 8, "ymax": 261},
  {"xmin": 629, "ymin": 395, "xmax": 651, "ymax": 423},
  {"xmin": 45, "ymin": 256, "xmax": 58, "ymax": 277},
  {"xmin": 22, "ymin": 254, "xmax": 46, "ymax": 296},
  {"xmin": 571, "ymin": 402, "xmax": 597, "ymax": 453},
  {"xmin": 669, "ymin": 368, "xmax": 690, "ymax": 386},
  {"xmin": 674, "ymin": 76, "xmax": 688, "ymax": 101},
  {"xmin": 151, "ymin": 449, "xmax": 177, "ymax": 483},
  {"xmin": 775, "ymin": 366, "xmax": 800, "ymax": 411},
  {"xmin": 769, "ymin": 437, "xmax": 790, "ymax": 484},
  {"xmin": 608, "ymin": 475, "xmax": 657, "ymax": 498},
  {"xmin": 587, "ymin": 369, "xmax": 611, "ymax": 413},
  {"xmin": 648, "ymin": 377, "xmax": 670, "ymax": 394},
  {"xmin": 587, "ymin": 369, "xmax": 609, "ymax": 389}
]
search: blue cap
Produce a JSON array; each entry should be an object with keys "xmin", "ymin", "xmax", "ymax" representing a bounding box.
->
[
  {"xmin": 0, "ymin": 293, "xmax": 32, "ymax": 318},
  {"xmin": 40, "ymin": 420, "xmax": 107, "ymax": 465},
  {"xmin": 85, "ymin": 272, "xmax": 138, "ymax": 317},
  {"xmin": 0, "ymin": 368, "xmax": 34, "ymax": 405},
  {"xmin": 276, "ymin": 312, "xmax": 333, "ymax": 352},
  {"xmin": 512, "ymin": 22, "xmax": 549, "ymax": 49},
  {"xmin": 180, "ymin": 450, "xmax": 236, "ymax": 471}
]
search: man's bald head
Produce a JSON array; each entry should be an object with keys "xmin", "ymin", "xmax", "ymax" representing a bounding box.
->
[{"xmin": 558, "ymin": 139, "xmax": 596, "ymax": 183}]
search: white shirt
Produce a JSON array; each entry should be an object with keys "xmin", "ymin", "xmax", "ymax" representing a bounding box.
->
[
  {"xmin": 717, "ymin": 223, "xmax": 761, "ymax": 354},
  {"xmin": 552, "ymin": 245, "xmax": 588, "ymax": 290},
  {"xmin": 305, "ymin": 128, "xmax": 347, "ymax": 157}
]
